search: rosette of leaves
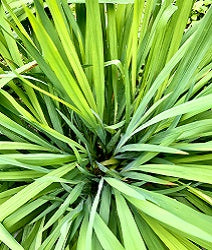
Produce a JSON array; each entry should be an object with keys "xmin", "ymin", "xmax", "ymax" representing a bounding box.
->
[{"xmin": 0, "ymin": 0, "xmax": 211, "ymax": 249}]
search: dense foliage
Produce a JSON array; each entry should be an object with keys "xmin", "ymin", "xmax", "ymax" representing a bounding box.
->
[
  {"xmin": 0, "ymin": 0, "xmax": 211, "ymax": 249},
  {"xmin": 188, "ymin": 0, "xmax": 212, "ymax": 26}
]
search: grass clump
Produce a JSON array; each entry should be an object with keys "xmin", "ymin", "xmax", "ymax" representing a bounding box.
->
[{"xmin": 0, "ymin": 0, "xmax": 211, "ymax": 249}]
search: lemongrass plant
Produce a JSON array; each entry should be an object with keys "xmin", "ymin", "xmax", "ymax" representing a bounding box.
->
[{"xmin": 0, "ymin": 0, "xmax": 211, "ymax": 249}]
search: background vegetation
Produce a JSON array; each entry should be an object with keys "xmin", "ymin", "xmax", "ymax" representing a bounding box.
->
[{"xmin": 187, "ymin": 0, "xmax": 211, "ymax": 27}]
